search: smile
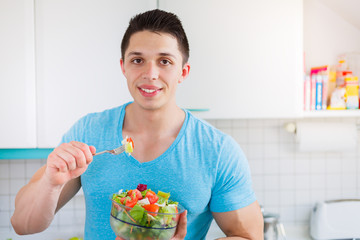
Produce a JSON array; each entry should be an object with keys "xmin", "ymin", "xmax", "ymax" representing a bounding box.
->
[{"xmin": 141, "ymin": 88, "xmax": 157, "ymax": 93}]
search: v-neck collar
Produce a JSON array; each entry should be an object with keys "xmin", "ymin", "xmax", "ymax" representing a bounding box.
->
[{"xmin": 117, "ymin": 102, "xmax": 189, "ymax": 167}]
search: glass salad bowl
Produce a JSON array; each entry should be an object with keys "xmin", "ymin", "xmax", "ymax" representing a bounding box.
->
[{"xmin": 110, "ymin": 197, "xmax": 184, "ymax": 240}]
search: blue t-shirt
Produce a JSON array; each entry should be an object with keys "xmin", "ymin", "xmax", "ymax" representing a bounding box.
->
[{"xmin": 61, "ymin": 102, "xmax": 256, "ymax": 240}]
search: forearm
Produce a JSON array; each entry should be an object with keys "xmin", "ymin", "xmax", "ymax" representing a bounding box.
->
[{"xmin": 11, "ymin": 176, "xmax": 64, "ymax": 235}]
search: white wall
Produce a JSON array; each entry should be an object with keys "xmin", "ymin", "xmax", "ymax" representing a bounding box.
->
[{"xmin": 304, "ymin": 0, "xmax": 360, "ymax": 72}]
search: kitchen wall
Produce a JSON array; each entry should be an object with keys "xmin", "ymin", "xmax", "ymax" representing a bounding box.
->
[{"xmin": 1, "ymin": 117, "xmax": 360, "ymax": 237}]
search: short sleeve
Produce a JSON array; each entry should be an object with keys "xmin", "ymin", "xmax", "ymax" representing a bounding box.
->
[{"xmin": 210, "ymin": 136, "xmax": 256, "ymax": 212}]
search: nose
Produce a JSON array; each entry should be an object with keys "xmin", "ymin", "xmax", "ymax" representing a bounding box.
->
[{"xmin": 142, "ymin": 61, "xmax": 159, "ymax": 80}]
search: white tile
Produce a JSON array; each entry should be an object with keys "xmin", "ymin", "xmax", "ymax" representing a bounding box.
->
[
  {"xmin": 263, "ymin": 190, "xmax": 280, "ymax": 206},
  {"xmin": 251, "ymin": 175, "xmax": 264, "ymax": 192},
  {"xmin": 341, "ymin": 189, "xmax": 358, "ymax": 199},
  {"xmin": 325, "ymin": 158, "xmax": 342, "ymax": 174},
  {"xmin": 9, "ymin": 195, "xmax": 15, "ymax": 211},
  {"xmin": 0, "ymin": 211, "xmax": 10, "ymax": 227},
  {"xmin": 263, "ymin": 119, "xmax": 280, "ymax": 128},
  {"xmin": 279, "ymin": 143, "xmax": 295, "ymax": 159},
  {"xmin": 264, "ymin": 127, "xmax": 279, "ymax": 143},
  {"xmin": 310, "ymin": 189, "xmax": 326, "ymax": 203},
  {"xmin": 295, "ymin": 205, "xmax": 311, "ymax": 223},
  {"xmin": 232, "ymin": 129, "xmax": 248, "ymax": 145},
  {"xmin": 9, "ymin": 162, "xmax": 25, "ymax": 179},
  {"xmin": 74, "ymin": 209, "xmax": 86, "ymax": 225},
  {"xmin": 0, "ymin": 196, "xmax": 10, "ymax": 212},
  {"xmin": 279, "ymin": 129, "xmax": 295, "ymax": 144},
  {"xmin": 263, "ymin": 143, "xmax": 279, "ymax": 160},
  {"xmin": 295, "ymin": 190, "xmax": 311, "ymax": 205},
  {"xmin": 264, "ymin": 158, "xmax": 280, "ymax": 175},
  {"xmin": 248, "ymin": 160, "xmax": 264, "ymax": 175},
  {"xmin": 279, "ymin": 158, "xmax": 295, "ymax": 175},
  {"xmin": 246, "ymin": 144, "xmax": 264, "ymax": 160},
  {"xmin": 310, "ymin": 158, "xmax": 326, "ymax": 174},
  {"xmin": 279, "ymin": 206, "xmax": 296, "ymax": 222},
  {"xmin": 74, "ymin": 195, "xmax": 86, "ymax": 210},
  {"xmin": 341, "ymin": 174, "xmax": 357, "ymax": 189},
  {"xmin": 295, "ymin": 158, "xmax": 310, "ymax": 174},
  {"xmin": 325, "ymin": 174, "xmax": 341, "ymax": 190},
  {"xmin": 280, "ymin": 190, "xmax": 295, "ymax": 206},
  {"xmin": 25, "ymin": 161, "xmax": 44, "ymax": 179},
  {"xmin": 295, "ymin": 175, "xmax": 310, "ymax": 190},
  {"xmin": 0, "ymin": 161, "xmax": 10, "ymax": 179},
  {"xmin": 279, "ymin": 175, "xmax": 295, "ymax": 190},
  {"xmin": 248, "ymin": 119, "xmax": 264, "ymax": 128},
  {"xmin": 215, "ymin": 119, "xmax": 232, "ymax": 128},
  {"xmin": 232, "ymin": 119, "xmax": 247, "ymax": 128},
  {"xmin": 248, "ymin": 128, "xmax": 263, "ymax": 144},
  {"xmin": 341, "ymin": 157, "xmax": 357, "ymax": 174},
  {"xmin": 9, "ymin": 179, "xmax": 25, "ymax": 195},
  {"xmin": 325, "ymin": 190, "xmax": 342, "ymax": 200},
  {"xmin": 220, "ymin": 128, "xmax": 232, "ymax": 136},
  {"xmin": 58, "ymin": 210, "xmax": 75, "ymax": 226},
  {"xmin": 310, "ymin": 174, "xmax": 325, "ymax": 189},
  {"xmin": 0, "ymin": 179, "xmax": 9, "ymax": 195},
  {"xmin": 264, "ymin": 175, "xmax": 279, "ymax": 190}
]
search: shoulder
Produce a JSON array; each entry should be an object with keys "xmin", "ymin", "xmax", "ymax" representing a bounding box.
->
[
  {"xmin": 185, "ymin": 111, "xmax": 236, "ymax": 148},
  {"xmin": 61, "ymin": 104, "xmax": 126, "ymax": 144}
]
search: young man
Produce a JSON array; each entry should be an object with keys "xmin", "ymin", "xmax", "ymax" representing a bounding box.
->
[{"xmin": 11, "ymin": 9, "xmax": 263, "ymax": 240}]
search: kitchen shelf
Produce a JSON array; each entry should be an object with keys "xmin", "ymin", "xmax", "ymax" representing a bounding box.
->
[
  {"xmin": 303, "ymin": 110, "xmax": 360, "ymax": 118},
  {"xmin": 0, "ymin": 148, "xmax": 53, "ymax": 160}
]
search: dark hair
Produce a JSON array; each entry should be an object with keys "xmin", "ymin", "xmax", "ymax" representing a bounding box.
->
[{"xmin": 121, "ymin": 9, "xmax": 189, "ymax": 65}]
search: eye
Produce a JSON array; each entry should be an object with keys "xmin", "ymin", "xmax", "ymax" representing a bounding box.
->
[
  {"xmin": 160, "ymin": 59, "xmax": 171, "ymax": 65},
  {"xmin": 131, "ymin": 58, "xmax": 143, "ymax": 64}
]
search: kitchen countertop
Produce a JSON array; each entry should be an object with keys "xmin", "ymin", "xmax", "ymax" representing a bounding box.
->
[{"xmin": 206, "ymin": 222, "xmax": 312, "ymax": 240}]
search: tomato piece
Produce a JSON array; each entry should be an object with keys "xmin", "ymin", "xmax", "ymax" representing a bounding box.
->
[
  {"xmin": 145, "ymin": 190, "xmax": 159, "ymax": 204},
  {"xmin": 124, "ymin": 196, "xmax": 138, "ymax": 208},
  {"xmin": 142, "ymin": 204, "xmax": 159, "ymax": 216},
  {"xmin": 128, "ymin": 189, "xmax": 142, "ymax": 200},
  {"xmin": 127, "ymin": 137, "xmax": 134, "ymax": 149}
]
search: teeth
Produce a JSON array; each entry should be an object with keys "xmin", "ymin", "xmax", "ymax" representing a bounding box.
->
[{"xmin": 141, "ymin": 88, "xmax": 156, "ymax": 93}]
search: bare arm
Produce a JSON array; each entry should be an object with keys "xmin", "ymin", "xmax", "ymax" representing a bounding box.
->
[
  {"xmin": 212, "ymin": 201, "xmax": 264, "ymax": 240},
  {"xmin": 11, "ymin": 141, "xmax": 95, "ymax": 235}
]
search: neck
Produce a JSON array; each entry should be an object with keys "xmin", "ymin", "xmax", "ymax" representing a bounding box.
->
[{"xmin": 123, "ymin": 102, "xmax": 185, "ymax": 138}]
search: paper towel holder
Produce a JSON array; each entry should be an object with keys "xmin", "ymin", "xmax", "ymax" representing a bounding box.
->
[
  {"xmin": 284, "ymin": 122, "xmax": 297, "ymax": 133},
  {"xmin": 284, "ymin": 122, "xmax": 360, "ymax": 134}
]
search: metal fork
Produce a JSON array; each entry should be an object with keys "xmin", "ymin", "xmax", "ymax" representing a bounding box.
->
[{"xmin": 93, "ymin": 145, "xmax": 126, "ymax": 156}]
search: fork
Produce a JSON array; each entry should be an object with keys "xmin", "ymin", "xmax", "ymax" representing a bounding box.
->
[{"xmin": 93, "ymin": 145, "xmax": 126, "ymax": 156}]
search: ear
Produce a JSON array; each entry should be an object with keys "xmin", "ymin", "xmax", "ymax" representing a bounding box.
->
[
  {"xmin": 120, "ymin": 58, "xmax": 125, "ymax": 75},
  {"xmin": 178, "ymin": 63, "xmax": 190, "ymax": 84}
]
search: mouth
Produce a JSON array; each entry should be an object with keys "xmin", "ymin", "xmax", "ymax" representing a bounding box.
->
[{"xmin": 138, "ymin": 86, "xmax": 162, "ymax": 97}]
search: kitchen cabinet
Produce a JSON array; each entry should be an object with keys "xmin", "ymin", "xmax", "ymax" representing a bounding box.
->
[
  {"xmin": 35, "ymin": 0, "xmax": 157, "ymax": 147},
  {"xmin": 0, "ymin": 0, "xmax": 37, "ymax": 148},
  {"xmin": 159, "ymin": 0, "xmax": 304, "ymax": 119}
]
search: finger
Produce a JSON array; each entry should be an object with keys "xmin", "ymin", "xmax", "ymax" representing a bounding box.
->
[
  {"xmin": 55, "ymin": 148, "xmax": 77, "ymax": 171},
  {"xmin": 89, "ymin": 145, "xmax": 96, "ymax": 155},
  {"xmin": 61, "ymin": 143, "xmax": 87, "ymax": 169},
  {"xmin": 173, "ymin": 210, "xmax": 187, "ymax": 239},
  {"xmin": 47, "ymin": 151, "xmax": 68, "ymax": 173},
  {"xmin": 70, "ymin": 141, "xmax": 94, "ymax": 164}
]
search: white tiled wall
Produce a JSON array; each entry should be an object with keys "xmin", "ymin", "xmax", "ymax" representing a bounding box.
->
[{"xmin": 1, "ymin": 118, "xmax": 360, "ymax": 237}]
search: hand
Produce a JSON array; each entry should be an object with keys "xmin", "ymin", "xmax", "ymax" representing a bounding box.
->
[
  {"xmin": 171, "ymin": 210, "xmax": 187, "ymax": 240},
  {"xmin": 44, "ymin": 141, "xmax": 96, "ymax": 187},
  {"xmin": 114, "ymin": 210, "xmax": 187, "ymax": 240}
]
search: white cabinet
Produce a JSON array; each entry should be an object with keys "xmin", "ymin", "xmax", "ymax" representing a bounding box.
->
[
  {"xmin": 35, "ymin": 0, "xmax": 157, "ymax": 147},
  {"xmin": 0, "ymin": 0, "xmax": 37, "ymax": 148},
  {"xmin": 160, "ymin": 0, "xmax": 304, "ymax": 119}
]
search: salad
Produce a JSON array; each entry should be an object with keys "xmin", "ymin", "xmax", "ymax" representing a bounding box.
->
[
  {"xmin": 122, "ymin": 136, "xmax": 134, "ymax": 155},
  {"xmin": 110, "ymin": 184, "xmax": 182, "ymax": 240}
]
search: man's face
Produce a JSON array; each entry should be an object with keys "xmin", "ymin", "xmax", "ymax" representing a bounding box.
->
[{"xmin": 120, "ymin": 30, "xmax": 190, "ymax": 111}]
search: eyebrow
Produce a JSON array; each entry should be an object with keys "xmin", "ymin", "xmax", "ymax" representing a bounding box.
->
[{"xmin": 127, "ymin": 51, "xmax": 177, "ymax": 59}]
